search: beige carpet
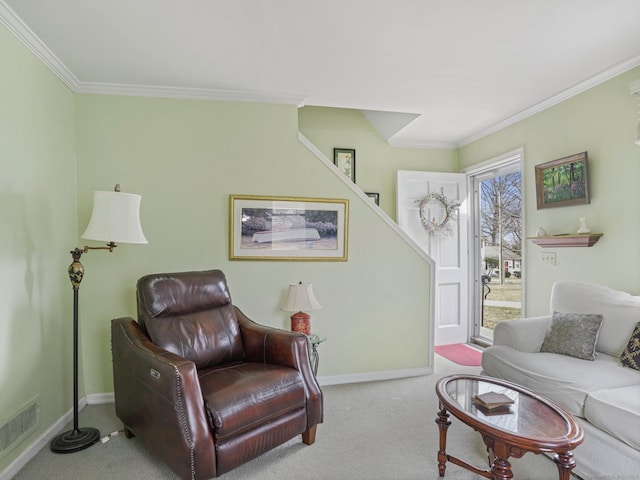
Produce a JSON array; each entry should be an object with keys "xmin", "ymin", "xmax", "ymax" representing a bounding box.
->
[{"xmin": 10, "ymin": 356, "xmax": 600, "ymax": 479}]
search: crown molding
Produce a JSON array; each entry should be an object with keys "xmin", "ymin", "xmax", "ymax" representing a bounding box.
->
[
  {"xmin": 74, "ymin": 81, "xmax": 307, "ymax": 106},
  {"xmin": 0, "ymin": 1, "xmax": 306, "ymax": 106},
  {"xmin": 0, "ymin": 1, "xmax": 80, "ymax": 90},
  {"xmin": 387, "ymin": 137, "xmax": 457, "ymax": 150},
  {"xmin": 4, "ymin": 0, "xmax": 640, "ymax": 143},
  {"xmin": 458, "ymin": 54, "xmax": 640, "ymax": 148}
]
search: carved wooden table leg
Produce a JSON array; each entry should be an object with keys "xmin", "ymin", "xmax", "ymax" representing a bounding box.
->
[
  {"xmin": 435, "ymin": 404, "xmax": 451, "ymax": 477},
  {"xmin": 486, "ymin": 440, "xmax": 514, "ymax": 480},
  {"xmin": 553, "ymin": 451, "xmax": 576, "ymax": 480},
  {"xmin": 490, "ymin": 457, "xmax": 514, "ymax": 480}
]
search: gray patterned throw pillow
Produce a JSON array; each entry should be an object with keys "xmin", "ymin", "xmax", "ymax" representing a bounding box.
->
[{"xmin": 540, "ymin": 312, "xmax": 603, "ymax": 360}]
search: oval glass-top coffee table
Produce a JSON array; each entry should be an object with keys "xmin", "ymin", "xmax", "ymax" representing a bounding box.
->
[{"xmin": 435, "ymin": 375, "xmax": 583, "ymax": 480}]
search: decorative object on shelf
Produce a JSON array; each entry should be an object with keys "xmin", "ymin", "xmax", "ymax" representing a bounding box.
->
[
  {"xmin": 577, "ymin": 217, "xmax": 590, "ymax": 234},
  {"xmin": 536, "ymin": 227, "xmax": 548, "ymax": 237},
  {"xmin": 281, "ymin": 282, "xmax": 322, "ymax": 335},
  {"xmin": 333, "ymin": 148, "xmax": 356, "ymax": 182},
  {"xmin": 365, "ymin": 192, "xmax": 380, "ymax": 205},
  {"xmin": 529, "ymin": 233, "xmax": 603, "ymax": 248},
  {"xmin": 416, "ymin": 188, "xmax": 461, "ymax": 236},
  {"xmin": 229, "ymin": 195, "xmax": 348, "ymax": 261},
  {"xmin": 51, "ymin": 184, "xmax": 147, "ymax": 454},
  {"xmin": 535, "ymin": 151, "xmax": 590, "ymax": 209}
]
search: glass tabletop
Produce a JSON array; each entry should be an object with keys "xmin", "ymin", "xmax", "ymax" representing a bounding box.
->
[{"xmin": 438, "ymin": 375, "xmax": 579, "ymax": 442}]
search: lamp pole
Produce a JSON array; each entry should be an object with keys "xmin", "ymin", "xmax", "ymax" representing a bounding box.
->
[{"xmin": 50, "ymin": 248, "xmax": 101, "ymax": 453}]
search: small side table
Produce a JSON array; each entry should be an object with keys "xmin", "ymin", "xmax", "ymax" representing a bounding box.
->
[{"xmin": 307, "ymin": 333, "xmax": 326, "ymax": 375}]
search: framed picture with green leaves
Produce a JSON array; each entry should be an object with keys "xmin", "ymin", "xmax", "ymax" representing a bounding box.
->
[{"xmin": 535, "ymin": 152, "xmax": 590, "ymax": 209}]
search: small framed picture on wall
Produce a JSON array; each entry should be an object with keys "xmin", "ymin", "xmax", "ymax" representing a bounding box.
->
[
  {"xmin": 333, "ymin": 148, "xmax": 356, "ymax": 183},
  {"xmin": 365, "ymin": 192, "xmax": 380, "ymax": 205},
  {"xmin": 534, "ymin": 151, "xmax": 590, "ymax": 209}
]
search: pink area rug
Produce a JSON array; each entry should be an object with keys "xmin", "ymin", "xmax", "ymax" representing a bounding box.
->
[{"xmin": 434, "ymin": 343, "xmax": 483, "ymax": 366}]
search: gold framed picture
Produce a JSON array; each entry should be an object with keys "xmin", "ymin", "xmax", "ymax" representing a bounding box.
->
[{"xmin": 229, "ymin": 195, "xmax": 349, "ymax": 261}]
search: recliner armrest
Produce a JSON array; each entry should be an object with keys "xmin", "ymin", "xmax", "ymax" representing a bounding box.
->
[
  {"xmin": 493, "ymin": 314, "xmax": 552, "ymax": 352},
  {"xmin": 111, "ymin": 317, "xmax": 217, "ymax": 480},
  {"xmin": 235, "ymin": 307, "xmax": 323, "ymax": 427}
]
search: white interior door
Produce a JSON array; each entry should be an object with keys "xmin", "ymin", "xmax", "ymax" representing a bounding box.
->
[{"xmin": 397, "ymin": 171, "xmax": 468, "ymax": 346}]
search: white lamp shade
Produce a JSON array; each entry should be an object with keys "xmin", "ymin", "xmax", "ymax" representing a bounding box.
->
[
  {"xmin": 281, "ymin": 283, "xmax": 322, "ymax": 312},
  {"xmin": 81, "ymin": 190, "xmax": 148, "ymax": 244}
]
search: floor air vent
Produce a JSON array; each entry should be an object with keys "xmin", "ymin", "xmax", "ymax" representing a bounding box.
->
[{"xmin": 0, "ymin": 397, "xmax": 40, "ymax": 458}]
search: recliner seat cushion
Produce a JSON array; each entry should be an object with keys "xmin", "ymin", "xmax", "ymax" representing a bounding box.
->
[{"xmin": 199, "ymin": 363, "xmax": 305, "ymax": 439}]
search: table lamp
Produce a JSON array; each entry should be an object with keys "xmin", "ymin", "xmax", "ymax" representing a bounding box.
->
[
  {"xmin": 50, "ymin": 184, "xmax": 147, "ymax": 454},
  {"xmin": 281, "ymin": 282, "xmax": 321, "ymax": 335}
]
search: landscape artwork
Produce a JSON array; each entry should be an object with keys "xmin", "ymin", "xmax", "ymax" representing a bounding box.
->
[
  {"xmin": 535, "ymin": 152, "xmax": 590, "ymax": 209},
  {"xmin": 229, "ymin": 195, "xmax": 348, "ymax": 261}
]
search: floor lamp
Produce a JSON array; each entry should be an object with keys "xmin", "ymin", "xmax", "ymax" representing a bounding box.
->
[{"xmin": 50, "ymin": 185, "xmax": 148, "ymax": 453}]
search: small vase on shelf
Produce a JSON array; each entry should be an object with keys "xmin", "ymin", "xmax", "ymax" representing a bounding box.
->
[{"xmin": 577, "ymin": 217, "xmax": 590, "ymax": 234}]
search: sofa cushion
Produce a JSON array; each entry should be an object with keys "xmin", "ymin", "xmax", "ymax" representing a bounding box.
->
[
  {"xmin": 540, "ymin": 312, "xmax": 603, "ymax": 360},
  {"xmin": 550, "ymin": 281, "xmax": 640, "ymax": 356},
  {"xmin": 620, "ymin": 322, "xmax": 640, "ymax": 371},
  {"xmin": 482, "ymin": 345, "xmax": 640, "ymax": 417},
  {"xmin": 584, "ymin": 385, "xmax": 640, "ymax": 450}
]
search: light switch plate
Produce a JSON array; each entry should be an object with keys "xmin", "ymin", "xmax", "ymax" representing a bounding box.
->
[{"xmin": 540, "ymin": 252, "xmax": 556, "ymax": 265}]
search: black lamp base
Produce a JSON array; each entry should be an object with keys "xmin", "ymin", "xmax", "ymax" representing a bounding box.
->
[{"xmin": 50, "ymin": 427, "xmax": 100, "ymax": 453}]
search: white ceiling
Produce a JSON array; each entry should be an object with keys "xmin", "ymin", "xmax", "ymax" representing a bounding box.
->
[{"xmin": 4, "ymin": 0, "xmax": 640, "ymax": 148}]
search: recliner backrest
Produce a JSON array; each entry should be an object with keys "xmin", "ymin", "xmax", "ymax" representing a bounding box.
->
[{"xmin": 136, "ymin": 269, "xmax": 244, "ymax": 369}]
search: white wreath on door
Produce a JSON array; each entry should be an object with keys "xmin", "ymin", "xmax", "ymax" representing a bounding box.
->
[{"xmin": 416, "ymin": 189, "xmax": 461, "ymax": 236}]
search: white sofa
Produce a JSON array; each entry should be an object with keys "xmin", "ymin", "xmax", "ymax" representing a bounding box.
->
[{"xmin": 482, "ymin": 281, "xmax": 640, "ymax": 476}]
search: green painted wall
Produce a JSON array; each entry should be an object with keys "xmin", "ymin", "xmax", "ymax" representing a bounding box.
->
[
  {"xmin": 0, "ymin": 25, "xmax": 76, "ymax": 470},
  {"xmin": 6, "ymin": 8, "xmax": 639, "ymax": 472},
  {"xmin": 298, "ymin": 107, "xmax": 458, "ymax": 219},
  {"xmin": 459, "ymin": 66, "xmax": 640, "ymax": 314},
  {"xmin": 74, "ymin": 95, "xmax": 432, "ymax": 395},
  {"xmin": 2, "ymin": 25, "xmax": 432, "ymax": 472}
]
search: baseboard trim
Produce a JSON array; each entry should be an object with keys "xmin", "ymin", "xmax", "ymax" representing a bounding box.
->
[
  {"xmin": 87, "ymin": 392, "xmax": 115, "ymax": 404},
  {"xmin": 0, "ymin": 398, "xmax": 87, "ymax": 480},
  {"xmin": 90, "ymin": 368, "xmax": 436, "ymax": 394},
  {"xmin": 316, "ymin": 367, "xmax": 433, "ymax": 386}
]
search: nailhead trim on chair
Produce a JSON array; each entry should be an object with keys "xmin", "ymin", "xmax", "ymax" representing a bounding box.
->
[{"xmin": 174, "ymin": 364, "xmax": 196, "ymax": 480}]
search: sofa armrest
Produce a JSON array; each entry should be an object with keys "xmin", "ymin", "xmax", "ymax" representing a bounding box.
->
[
  {"xmin": 235, "ymin": 307, "xmax": 323, "ymax": 427},
  {"xmin": 493, "ymin": 315, "xmax": 552, "ymax": 352},
  {"xmin": 111, "ymin": 317, "xmax": 217, "ymax": 480}
]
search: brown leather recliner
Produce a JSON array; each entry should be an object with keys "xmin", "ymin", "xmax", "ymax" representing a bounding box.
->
[{"xmin": 111, "ymin": 270, "xmax": 323, "ymax": 479}]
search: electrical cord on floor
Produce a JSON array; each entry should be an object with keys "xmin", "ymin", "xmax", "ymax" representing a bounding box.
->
[{"xmin": 100, "ymin": 429, "xmax": 125, "ymax": 444}]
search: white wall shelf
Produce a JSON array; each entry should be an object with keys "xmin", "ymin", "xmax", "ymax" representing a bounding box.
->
[{"xmin": 528, "ymin": 233, "xmax": 603, "ymax": 247}]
